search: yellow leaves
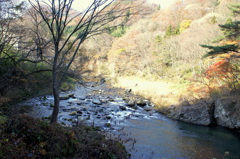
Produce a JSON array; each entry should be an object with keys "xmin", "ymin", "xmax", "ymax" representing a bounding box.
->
[{"xmin": 180, "ymin": 19, "xmax": 192, "ymax": 33}]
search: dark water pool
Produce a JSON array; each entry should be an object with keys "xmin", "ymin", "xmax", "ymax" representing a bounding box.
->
[{"xmin": 122, "ymin": 114, "xmax": 240, "ymax": 159}]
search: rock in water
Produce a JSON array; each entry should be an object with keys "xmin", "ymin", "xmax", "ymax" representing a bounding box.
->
[
  {"xmin": 169, "ymin": 102, "xmax": 215, "ymax": 126},
  {"xmin": 144, "ymin": 107, "xmax": 152, "ymax": 112},
  {"xmin": 214, "ymin": 97, "xmax": 240, "ymax": 129},
  {"xmin": 59, "ymin": 93, "xmax": 75, "ymax": 100},
  {"xmin": 92, "ymin": 98, "xmax": 102, "ymax": 105},
  {"xmin": 68, "ymin": 93, "xmax": 75, "ymax": 98},
  {"xmin": 119, "ymin": 106, "xmax": 127, "ymax": 111},
  {"xmin": 69, "ymin": 111, "xmax": 77, "ymax": 116},
  {"xmin": 59, "ymin": 95, "xmax": 70, "ymax": 100},
  {"xmin": 136, "ymin": 99, "xmax": 147, "ymax": 107},
  {"xmin": 126, "ymin": 100, "xmax": 135, "ymax": 107}
]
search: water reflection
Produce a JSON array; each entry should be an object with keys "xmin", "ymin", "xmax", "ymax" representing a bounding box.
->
[{"xmin": 123, "ymin": 116, "xmax": 240, "ymax": 159}]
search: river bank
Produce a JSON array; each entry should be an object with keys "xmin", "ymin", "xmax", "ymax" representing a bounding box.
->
[
  {"xmin": 15, "ymin": 80, "xmax": 240, "ymax": 158},
  {"xmin": 113, "ymin": 76, "xmax": 240, "ymax": 131}
]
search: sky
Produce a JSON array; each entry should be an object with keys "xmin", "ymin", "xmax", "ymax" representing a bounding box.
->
[{"xmin": 72, "ymin": 0, "xmax": 177, "ymax": 11}]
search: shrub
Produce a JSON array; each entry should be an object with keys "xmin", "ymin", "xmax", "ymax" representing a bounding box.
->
[
  {"xmin": 164, "ymin": 25, "xmax": 180, "ymax": 37},
  {"xmin": 111, "ymin": 26, "xmax": 128, "ymax": 38},
  {"xmin": 210, "ymin": 16, "xmax": 217, "ymax": 24},
  {"xmin": 0, "ymin": 114, "xmax": 129, "ymax": 159},
  {"xmin": 204, "ymin": 56, "xmax": 240, "ymax": 91},
  {"xmin": 180, "ymin": 19, "xmax": 192, "ymax": 33}
]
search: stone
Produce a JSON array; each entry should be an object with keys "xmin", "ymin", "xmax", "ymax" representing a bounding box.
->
[
  {"xmin": 108, "ymin": 97, "xmax": 114, "ymax": 102},
  {"xmin": 79, "ymin": 97, "xmax": 85, "ymax": 100},
  {"xmin": 169, "ymin": 102, "xmax": 215, "ymax": 126},
  {"xmin": 77, "ymin": 110, "xmax": 83, "ymax": 114},
  {"xmin": 69, "ymin": 111, "xmax": 77, "ymax": 116},
  {"xmin": 126, "ymin": 100, "xmax": 135, "ymax": 107},
  {"xmin": 76, "ymin": 102, "xmax": 82, "ymax": 105},
  {"xmin": 100, "ymin": 78, "xmax": 106, "ymax": 84},
  {"xmin": 60, "ymin": 94, "xmax": 75, "ymax": 100},
  {"xmin": 59, "ymin": 95, "xmax": 69, "ymax": 100},
  {"xmin": 144, "ymin": 107, "xmax": 152, "ymax": 112},
  {"xmin": 106, "ymin": 116, "xmax": 111, "ymax": 120},
  {"xmin": 92, "ymin": 98, "xmax": 102, "ymax": 105},
  {"xmin": 132, "ymin": 105, "xmax": 138, "ymax": 109},
  {"xmin": 126, "ymin": 88, "xmax": 132, "ymax": 93},
  {"xmin": 101, "ymin": 99, "xmax": 108, "ymax": 103},
  {"xmin": 214, "ymin": 97, "xmax": 240, "ymax": 129},
  {"xmin": 62, "ymin": 108, "xmax": 71, "ymax": 112},
  {"xmin": 105, "ymin": 123, "xmax": 111, "ymax": 127},
  {"xmin": 119, "ymin": 106, "xmax": 127, "ymax": 111},
  {"xmin": 68, "ymin": 93, "xmax": 75, "ymax": 98},
  {"xmin": 136, "ymin": 99, "xmax": 147, "ymax": 107}
]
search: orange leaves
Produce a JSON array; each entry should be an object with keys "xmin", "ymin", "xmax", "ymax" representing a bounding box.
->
[
  {"xmin": 205, "ymin": 58, "xmax": 231, "ymax": 79},
  {"xmin": 203, "ymin": 56, "xmax": 240, "ymax": 92}
]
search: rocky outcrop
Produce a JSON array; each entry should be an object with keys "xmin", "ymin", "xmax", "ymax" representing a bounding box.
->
[
  {"xmin": 164, "ymin": 96, "xmax": 240, "ymax": 130},
  {"xmin": 168, "ymin": 101, "xmax": 215, "ymax": 126},
  {"xmin": 214, "ymin": 97, "xmax": 240, "ymax": 129}
]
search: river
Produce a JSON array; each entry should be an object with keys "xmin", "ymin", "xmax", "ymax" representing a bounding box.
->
[{"xmin": 18, "ymin": 82, "xmax": 240, "ymax": 159}]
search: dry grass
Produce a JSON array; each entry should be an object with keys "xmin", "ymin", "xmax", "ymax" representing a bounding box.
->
[
  {"xmin": 114, "ymin": 76, "xmax": 193, "ymax": 108},
  {"xmin": 114, "ymin": 76, "xmax": 213, "ymax": 110}
]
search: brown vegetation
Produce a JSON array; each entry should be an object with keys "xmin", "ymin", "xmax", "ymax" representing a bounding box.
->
[
  {"xmin": 0, "ymin": 114, "xmax": 129, "ymax": 159},
  {"xmin": 77, "ymin": 0, "xmax": 240, "ymax": 109}
]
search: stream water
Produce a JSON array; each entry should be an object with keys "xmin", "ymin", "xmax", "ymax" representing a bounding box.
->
[{"xmin": 18, "ymin": 83, "xmax": 240, "ymax": 159}]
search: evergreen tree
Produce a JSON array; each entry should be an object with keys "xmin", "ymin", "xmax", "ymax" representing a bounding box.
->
[{"xmin": 201, "ymin": 4, "xmax": 239, "ymax": 58}]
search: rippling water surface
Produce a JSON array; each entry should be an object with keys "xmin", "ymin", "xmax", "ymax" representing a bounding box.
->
[{"xmin": 19, "ymin": 84, "xmax": 240, "ymax": 159}]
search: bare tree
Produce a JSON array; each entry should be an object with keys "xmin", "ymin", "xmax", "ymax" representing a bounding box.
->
[{"xmin": 28, "ymin": 0, "xmax": 142, "ymax": 124}]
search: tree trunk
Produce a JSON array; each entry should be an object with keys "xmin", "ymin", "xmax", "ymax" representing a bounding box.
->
[
  {"xmin": 50, "ymin": 54, "xmax": 60, "ymax": 124},
  {"xmin": 50, "ymin": 81, "xmax": 60, "ymax": 124}
]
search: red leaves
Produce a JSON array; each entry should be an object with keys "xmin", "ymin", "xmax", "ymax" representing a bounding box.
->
[{"xmin": 205, "ymin": 58, "xmax": 232, "ymax": 79}]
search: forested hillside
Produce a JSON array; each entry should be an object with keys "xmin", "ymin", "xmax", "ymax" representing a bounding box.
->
[
  {"xmin": 76, "ymin": 0, "xmax": 240, "ymax": 108},
  {"xmin": 0, "ymin": 0, "xmax": 240, "ymax": 157}
]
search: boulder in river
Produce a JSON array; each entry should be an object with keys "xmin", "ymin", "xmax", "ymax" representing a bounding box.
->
[
  {"xmin": 60, "ymin": 93, "xmax": 75, "ymax": 100},
  {"xmin": 126, "ymin": 99, "xmax": 135, "ymax": 107},
  {"xmin": 69, "ymin": 111, "xmax": 77, "ymax": 116},
  {"xmin": 78, "ymin": 96, "xmax": 86, "ymax": 100},
  {"xmin": 136, "ymin": 99, "xmax": 147, "ymax": 107},
  {"xmin": 169, "ymin": 102, "xmax": 215, "ymax": 126},
  {"xmin": 119, "ymin": 106, "xmax": 127, "ymax": 111},
  {"xmin": 92, "ymin": 98, "xmax": 102, "ymax": 105},
  {"xmin": 214, "ymin": 97, "xmax": 240, "ymax": 129},
  {"xmin": 144, "ymin": 107, "xmax": 152, "ymax": 112},
  {"xmin": 108, "ymin": 97, "xmax": 114, "ymax": 102},
  {"xmin": 60, "ymin": 95, "xmax": 69, "ymax": 100},
  {"xmin": 68, "ymin": 93, "xmax": 75, "ymax": 98}
]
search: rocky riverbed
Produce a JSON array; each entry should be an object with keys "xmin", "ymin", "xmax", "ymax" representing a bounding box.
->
[
  {"xmin": 16, "ymin": 81, "xmax": 240, "ymax": 159},
  {"xmin": 17, "ymin": 82, "xmax": 157, "ymax": 129}
]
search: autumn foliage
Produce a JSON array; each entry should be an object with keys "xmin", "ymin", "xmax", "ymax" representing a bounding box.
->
[
  {"xmin": 205, "ymin": 58, "xmax": 232, "ymax": 79},
  {"xmin": 204, "ymin": 55, "xmax": 239, "ymax": 91}
]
